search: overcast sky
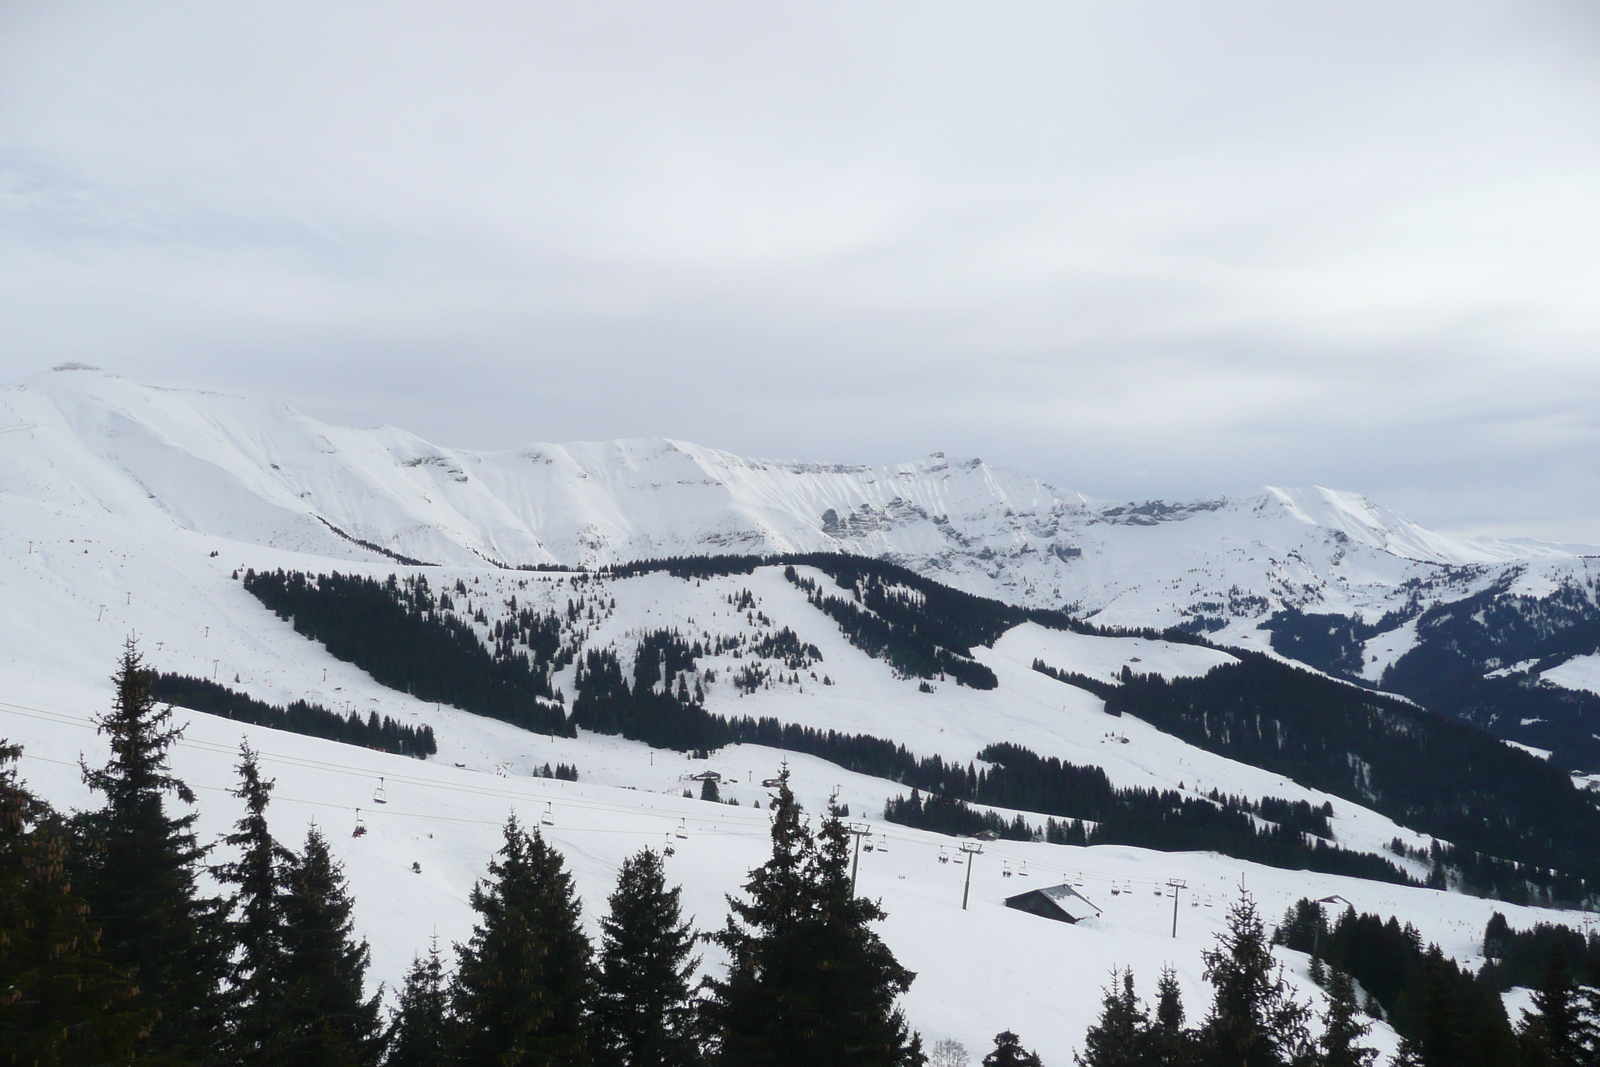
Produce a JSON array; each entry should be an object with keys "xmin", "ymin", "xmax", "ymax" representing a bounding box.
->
[{"xmin": 3, "ymin": 2, "xmax": 1598, "ymax": 540}]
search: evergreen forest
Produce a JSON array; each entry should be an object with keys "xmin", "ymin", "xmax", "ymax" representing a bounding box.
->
[{"xmin": 6, "ymin": 645, "xmax": 1600, "ymax": 1067}]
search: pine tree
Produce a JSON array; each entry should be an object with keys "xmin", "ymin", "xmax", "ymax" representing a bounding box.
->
[
  {"xmin": 1076, "ymin": 968, "xmax": 1146, "ymax": 1067},
  {"xmin": 0, "ymin": 740, "xmax": 152, "ymax": 1064},
  {"xmin": 700, "ymin": 778, "xmax": 721, "ymax": 803},
  {"xmin": 386, "ymin": 939, "xmax": 449, "ymax": 1067},
  {"xmin": 1148, "ymin": 966, "xmax": 1192, "ymax": 1067},
  {"xmin": 1517, "ymin": 945, "xmax": 1586, "ymax": 1067},
  {"xmin": 1413, "ymin": 947, "xmax": 1461, "ymax": 1067},
  {"xmin": 982, "ymin": 1031, "xmax": 1042, "ymax": 1067},
  {"xmin": 452, "ymin": 814, "xmax": 593, "ymax": 1067},
  {"xmin": 1386, "ymin": 1037, "xmax": 1423, "ymax": 1067},
  {"xmin": 1318, "ymin": 970, "xmax": 1376, "ymax": 1067},
  {"xmin": 71, "ymin": 641, "xmax": 227, "ymax": 1064},
  {"xmin": 213, "ymin": 742, "xmax": 293, "ymax": 1066},
  {"xmin": 277, "ymin": 826, "xmax": 385, "ymax": 1067},
  {"xmin": 1197, "ymin": 895, "xmax": 1311, "ymax": 1067},
  {"xmin": 592, "ymin": 848, "xmax": 701, "ymax": 1067},
  {"xmin": 703, "ymin": 775, "xmax": 922, "ymax": 1067}
]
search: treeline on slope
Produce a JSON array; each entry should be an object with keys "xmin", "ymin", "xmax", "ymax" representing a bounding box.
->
[
  {"xmin": 1480, "ymin": 911, "xmax": 1600, "ymax": 993},
  {"xmin": 782, "ymin": 566, "xmax": 998, "ymax": 688},
  {"xmin": 1265, "ymin": 593, "xmax": 1600, "ymax": 773},
  {"xmin": 1273, "ymin": 898, "xmax": 1600, "ymax": 1066},
  {"xmin": 1097, "ymin": 651, "xmax": 1600, "ymax": 905},
  {"xmin": 14, "ymin": 645, "xmax": 1599, "ymax": 1067},
  {"xmin": 567, "ymin": 638, "xmax": 1410, "ymax": 884},
  {"xmin": 881, "ymin": 743, "xmax": 1413, "ymax": 886},
  {"xmin": 2, "ymin": 644, "xmax": 929, "ymax": 1067},
  {"xmin": 242, "ymin": 569, "xmax": 572, "ymax": 737},
  {"xmin": 601, "ymin": 551, "xmax": 1214, "ymax": 685},
  {"xmin": 150, "ymin": 673, "xmax": 437, "ymax": 758}
]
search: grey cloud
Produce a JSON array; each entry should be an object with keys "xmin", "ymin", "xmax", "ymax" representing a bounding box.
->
[{"xmin": 1, "ymin": 1, "xmax": 1597, "ymax": 540}]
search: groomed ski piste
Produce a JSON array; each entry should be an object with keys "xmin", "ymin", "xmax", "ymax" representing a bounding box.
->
[{"xmin": 1, "ymin": 487, "xmax": 1584, "ymax": 1063}]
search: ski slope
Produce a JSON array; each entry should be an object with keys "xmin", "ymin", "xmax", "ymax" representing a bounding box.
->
[{"xmin": 2, "ymin": 364, "xmax": 1593, "ymax": 1057}]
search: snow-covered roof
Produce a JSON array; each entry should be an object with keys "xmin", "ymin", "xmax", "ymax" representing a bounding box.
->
[{"xmin": 1005, "ymin": 883, "xmax": 1102, "ymax": 924}]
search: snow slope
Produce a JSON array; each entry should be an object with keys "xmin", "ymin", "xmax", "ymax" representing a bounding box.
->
[
  {"xmin": 5, "ymin": 365, "xmax": 1593, "ymax": 639},
  {"xmin": 1, "ymin": 368, "xmax": 1588, "ymax": 1056}
]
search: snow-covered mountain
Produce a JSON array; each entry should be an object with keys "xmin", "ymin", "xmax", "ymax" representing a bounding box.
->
[
  {"xmin": 3, "ymin": 365, "xmax": 1589, "ymax": 625},
  {"xmin": 6, "ymin": 364, "xmax": 1599, "ymax": 1059}
]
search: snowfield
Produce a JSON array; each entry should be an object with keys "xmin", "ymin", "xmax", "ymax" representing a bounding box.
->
[{"xmin": 2, "ymin": 365, "xmax": 1594, "ymax": 1059}]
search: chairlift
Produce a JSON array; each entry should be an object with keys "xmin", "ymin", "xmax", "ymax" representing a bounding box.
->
[
  {"xmin": 675, "ymin": 819, "xmax": 688, "ymax": 841},
  {"xmin": 937, "ymin": 846, "xmax": 950, "ymax": 864},
  {"xmin": 373, "ymin": 777, "xmax": 388, "ymax": 805},
  {"xmin": 1110, "ymin": 884, "xmax": 1121, "ymax": 896},
  {"xmin": 876, "ymin": 835, "xmax": 889, "ymax": 854},
  {"xmin": 351, "ymin": 808, "xmax": 367, "ymax": 838},
  {"xmin": 1153, "ymin": 886, "xmax": 1163, "ymax": 897},
  {"xmin": 540, "ymin": 802, "xmax": 554, "ymax": 827},
  {"xmin": 1002, "ymin": 862, "xmax": 1013, "ymax": 878},
  {"xmin": 663, "ymin": 833, "xmax": 676, "ymax": 858},
  {"xmin": 1018, "ymin": 862, "xmax": 1029, "ymax": 877},
  {"xmin": 863, "ymin": 838, "xmax": 875, "ymax": 853}
]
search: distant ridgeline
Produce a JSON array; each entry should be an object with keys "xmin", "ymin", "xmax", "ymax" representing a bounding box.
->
[
  {"xmin": 1264, "ymin": 573, "xmax": 1600, "ymax": 772},
  {"xmin": 150, "ymin": 673, "xmax": 436, "ymax": 758},
  {"xmin": 241, "ymin": 557, "xmax": 1600, "ymax": 906},
  {"xmin": 1033, "ymin": 650, "xmax": 1600, "ymax": 905}
]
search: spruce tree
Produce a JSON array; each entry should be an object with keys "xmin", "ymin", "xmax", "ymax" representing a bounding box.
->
[
  {"xmin": 703, "ymin": 776, "xmax": 922, "ymax": 1067},
  {"xmin": 386, "ymin": 939, "xmax": 449, "ymax": 1067},
  {"xmin": 982, "ymin": 1031, "xmax": 1042, "ymax": 1067},
  {"xmin": 1076, "ymin": 968, "xmax": 1145, "ymax": 1067},
  {"xmin": 0, "ymin": 740, "xmax": 152, "ymax": 1064},
  {"xmin": 213, "ymin": 742, "xmax": 293, "ymax": 1066},
  {"xmin": 1318, "ymin": 970, "xmax": 1376, "ymax": 1067},
  {"xmin": 1386, "ymin": 1037, "xmax": 1423, "ymax": 1067},
  {"xmin": 1197, "ymin": 895, "xmax": 1311, "ymax": 1067},
  {"xmin": 1148, "ymin": 966, "xmax": 1192, "ymax": 1067},
  {"xmin": 702, "ymin": 772, "xmax": 819, "ymax": 1067},
  {"xmin": 1517, "ymin": 945, "xmax": 1586, "ymax": 1067},
  {"xmin": 277, "ymin": 826, "xmax": 385, "ymax": 1067},
  {"xmin": 451, "ymin": 814, "xmax": 593, "ymax": 1067},
  {"xmin": 72, "ymin": 641, "xmax": 226, "ymax": 1064},
  {"xmin": 592, "ymin": 848, "xmax": 701, "ymax": 1067},
  {"xmin": 1413, "ymin": 947, "xmax": 1461, "ymax": 1067}
]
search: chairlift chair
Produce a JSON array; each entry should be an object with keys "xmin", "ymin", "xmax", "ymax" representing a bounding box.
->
[
  {"xmin": 541, "ymin": 802, "xmax": 554, "ymax": 827},
  {"xmin": 373, "ymin": 777, "xmax": 388, "ymax": 804},
  {"xmin": 1018, "ymin": 862, "xmax": 1028, "ymax": 877},
  {"xmin": 1001, "ymin": 862, "xmax": 1013, "ymax": 878},
  {"xmin": 876, "ymin": 835, "xmax": 889, "ymax": 854},
  {"xmin": 938, "ymin": 846, "xmax": 950, "ymax": 864},
  {"xmin": 663, "ymin": 833, "xmax": 676, "ymax": 858},
  {"xmin": 863, "ymin": 838, "xmax": 874, "ymax": 853},
  {"xmin": 1110, "ymin": 884, "xmax": 1121, "ymax": 896},
  {"xmin": 675, "ymin": 819, "xmax": 688, "ymax": 841},
  {"xmin": 351, "ymin": 808, "xmax": 367, "ymax": 838}
]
